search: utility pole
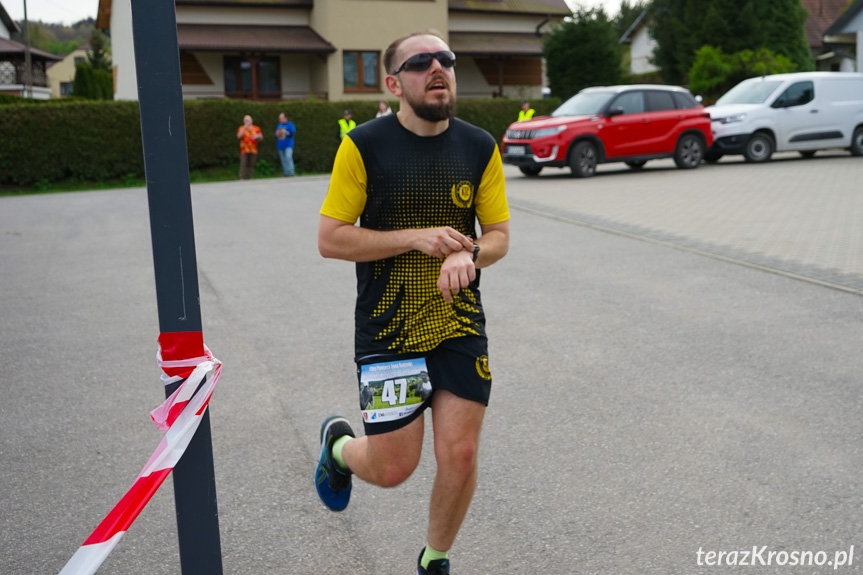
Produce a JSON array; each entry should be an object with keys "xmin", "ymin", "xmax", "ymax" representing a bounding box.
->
[
  {"xmin": 129, "ymin": 0, "xmax": 223, "ymax": 572},
  {"xmin": 22, "ymin": 0, "xmax": 32, "ymax": 98}
]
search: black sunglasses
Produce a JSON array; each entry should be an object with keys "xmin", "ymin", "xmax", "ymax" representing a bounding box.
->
[{"xmin": 392, "ymin": 51, "xmax": 456, "ymax": 74}]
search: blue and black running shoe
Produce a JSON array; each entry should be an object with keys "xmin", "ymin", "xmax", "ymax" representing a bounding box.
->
[
  {"xmin": 315, "ymin": 415, "xmax": 355, "ymax": 512},
  {"xmin": 417, "ymin": 548, "xmax": 451, "ymax": 575}
]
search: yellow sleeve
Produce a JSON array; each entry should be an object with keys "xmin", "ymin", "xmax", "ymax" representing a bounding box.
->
[
  {"xmin": 474, "ymin": 145, "xmax": 510, "ymax": 225},
  {"xmin": 321, "ymin": 137, "xmax": 368, "ymax": 223}
]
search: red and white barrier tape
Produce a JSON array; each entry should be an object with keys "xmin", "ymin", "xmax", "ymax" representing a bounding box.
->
[{"xmin": 58, "ymin": 333, "xmax": 221, "ymax": 575}]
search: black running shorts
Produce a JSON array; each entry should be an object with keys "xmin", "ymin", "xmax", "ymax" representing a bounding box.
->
[{"xmin": 355, "ymin": 336, "xmax": 492, "ymax": 436}]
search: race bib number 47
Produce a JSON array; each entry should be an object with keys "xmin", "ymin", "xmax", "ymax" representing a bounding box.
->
[{"xmin": 359, "ymin": 357, "xmax": 432, "ymax": 425}]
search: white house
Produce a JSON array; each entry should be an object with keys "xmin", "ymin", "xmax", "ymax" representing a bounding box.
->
[
  {"xmin": 822, "ymin": 0, "xmax": 863, "ymax": 72},
  {"xmin": 618, "ymin": 9, "xmax": 658, "ymax": 76}
]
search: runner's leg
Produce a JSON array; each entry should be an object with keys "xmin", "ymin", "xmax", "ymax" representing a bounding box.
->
[
  {"xmin": 342, "ymin": 413, "xmax": 425, "ymax": 488},
  {"xmin": 426, "ymin": 390, "xmax": 485, "ymax": 551}
]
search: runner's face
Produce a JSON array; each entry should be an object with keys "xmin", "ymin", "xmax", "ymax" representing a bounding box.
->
[{"xmin": 394, "ymin": 35, "xmax": 456, "ymax": 122}]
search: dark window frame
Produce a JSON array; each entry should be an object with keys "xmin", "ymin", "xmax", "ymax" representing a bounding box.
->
[
  {"xmin": 343, "ymin": 50, "xmax": 381, "ymax": 93},
  {"xmin": 223, "ymin": 55, "xmax": 281, "ymax": 100}
]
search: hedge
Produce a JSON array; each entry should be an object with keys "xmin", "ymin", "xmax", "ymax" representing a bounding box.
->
[{"xmin": 0, "ymin": 97, "xmax": 560, "ymax": 186}]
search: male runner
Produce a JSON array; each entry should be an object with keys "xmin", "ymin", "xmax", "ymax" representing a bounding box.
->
[{"xmin": 315, "ymin": 30, "xmax": 510, "ymax": 575}]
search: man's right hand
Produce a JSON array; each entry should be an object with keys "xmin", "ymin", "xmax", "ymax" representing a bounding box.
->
[{"xmin": 413, "ymin": 227, "xmax": 475, "ymax": 260}]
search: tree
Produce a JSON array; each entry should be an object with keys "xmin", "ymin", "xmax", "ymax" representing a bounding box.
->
[
  {"xmin": 757, "ymin": 0, "xmax": 813, "ymax": 71},
  {"xmin": 87, "ymin": 29, "xmax": 111, "ymax": 72},
  {"xmin": 650, "ymin": 0, "xmax": 812, "ymax": 85},
  {"xmin": 689, "ymin": 45, "xmax": 795, "ymax": 100},
  {"xmin": 73, "ymin": 63, "xmax": 113, "ymax": 100},
  {"xmin": 649, "ymin": 0, "xmax": 711, "ymax": 84},
  {"xmin": 544, "ymin": 8, "xmax": 622, "ymax": 100}
]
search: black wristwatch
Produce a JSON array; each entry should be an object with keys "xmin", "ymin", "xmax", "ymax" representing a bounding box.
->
[{"xmin": 471, "ymin": 242, "xmax": 480, "ymax": 263}]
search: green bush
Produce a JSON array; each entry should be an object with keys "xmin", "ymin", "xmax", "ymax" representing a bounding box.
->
[
  {"xmin": 689, "ymin": 45, "xmax": 796, "ymax": 101},
  {"xmin": 0, "ymin": 97, "xmax": 560, "ymax": 187},
  {"xmin": 73, "ymin": 63, "xmax": 114, "ymax": 100}
]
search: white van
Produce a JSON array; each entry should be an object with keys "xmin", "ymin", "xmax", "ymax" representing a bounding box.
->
[{"xmin": 706, "ymin": 72, "xmax": 863, "ymax": 162}]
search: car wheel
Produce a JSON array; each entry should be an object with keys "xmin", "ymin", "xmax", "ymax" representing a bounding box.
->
[
  {"xmin": 851, "ymin": 126, "xmax": 863, "ymax": 157},
  {"xmin": 743, "ymin": 133, "xmax": 774, "ymax": 163},
  {"xmin": 674, "ymin": 134, "xmax": 704, "ymax": 169},
  {"xmin": 799, "ymin": 151, "xmax": 816, "ymax": 158},
  {"xmin": 569, "ymin": 141, "xmax": 598, "ymax": 178},
  {"xmin": 704, "ymin": 149, "xmax": 723, "ymax": 163},
  {"xmin": 519, "ymin": 166, "xmax": 543, "ymax": 177},
  {"xmin": 625, "ymin": 160, "xmax": 647, "ymax": 169}
]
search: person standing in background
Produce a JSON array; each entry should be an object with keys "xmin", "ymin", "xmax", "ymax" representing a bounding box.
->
[
  {"xmin": 376, "ymin": 100, "xmax": 394, "ymax": 117},
  {"xmin": 237, "ymin": 115, "xmax": 263, "ymax": 180},
  {"xmin": 338, "ymin": 110, "xmax": 357, "ymax": 141},
  {"xmin": 275, "ymin": 113, "xmax": 297, "ymax": 177},
  {"xmin": 517, "ymin": 100, "xmax": 535, "ymax": 122}
]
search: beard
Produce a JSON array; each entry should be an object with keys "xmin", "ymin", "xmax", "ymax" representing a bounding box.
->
[{"xmin": 405, "ymin": 82, "xmax": 456, "ymax": 122}]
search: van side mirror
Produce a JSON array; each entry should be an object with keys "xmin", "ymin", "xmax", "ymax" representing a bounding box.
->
[
  {"xmin": 695, "ymin": 95, "xmax": 703, "ymax": 103},
  {"xmin": 607, "ymin": 106, "xmax": 624, "ymax": 117}
]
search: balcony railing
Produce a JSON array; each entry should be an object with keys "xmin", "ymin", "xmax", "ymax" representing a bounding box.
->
[{"xmin": 0, "ymin": 61, "xmax": 49, "ymax": 87}]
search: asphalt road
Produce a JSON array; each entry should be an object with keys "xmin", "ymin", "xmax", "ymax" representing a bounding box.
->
[{"xmin": 1, "ymin": 151, "xmax": 862, "ymax": 574}]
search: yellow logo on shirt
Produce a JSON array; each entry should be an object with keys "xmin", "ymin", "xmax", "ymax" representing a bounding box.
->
[
  {"xmin": 475, "ymin": 355, "xmax": 491, "ymax": 380},
  {"xmin": 451, "ymin": 181, "xmax": 474, "ymax": 208}
]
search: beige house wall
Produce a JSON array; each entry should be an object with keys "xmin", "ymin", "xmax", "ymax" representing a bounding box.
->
[
  {"xmin": 100, "ymin": 0, "xmax": 555, "ymax": 101},
  {"xmin": 448, "ymin": 12, "xmax": 550, "ymax": 34},
  {"xmin": 46, "ymin": 48, "xmax": 88, "ymax": 98},
  {"xmin": 312, "ymin": 0, "xmax": 448, "ymax": 101},
  {"xmin": 175, "ymin": 5, "xmax": 309, "ymax": 25}
]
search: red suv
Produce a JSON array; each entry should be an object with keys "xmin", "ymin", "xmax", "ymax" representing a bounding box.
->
[{"xmin": 502, "ymin": 85, "xmax": 713, "ymax": 177}]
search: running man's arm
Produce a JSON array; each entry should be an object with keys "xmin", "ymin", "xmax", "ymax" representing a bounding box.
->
[
  {"xmin": 436, "ymin": 220, "xmax": 509, "ymax": 303},
  {"xmin": 318, "ymin": 215, "xmax": 475, "ymax": 262}
]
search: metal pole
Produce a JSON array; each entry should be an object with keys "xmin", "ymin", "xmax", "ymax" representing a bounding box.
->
[
  {"xmin": 129, "ymin": 0, "xmax": 223, "ymax": 573},
  {"xmin": 22, "ymin": 0, "xmax": 32, "ymax": 98}
]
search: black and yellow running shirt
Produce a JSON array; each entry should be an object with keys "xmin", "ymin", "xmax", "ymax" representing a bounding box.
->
[{"xmin": 321, "ymin": 114, "xmax": 509, "ymax": 358}]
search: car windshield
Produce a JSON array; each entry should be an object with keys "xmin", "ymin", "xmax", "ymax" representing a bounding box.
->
[
  {"xmin": 715, "ymin": 80, "xmax": 783, "ymax": 105},
  {"xmin": 552, "ymin": 91, "xmax": 615, "ymax": 116}
]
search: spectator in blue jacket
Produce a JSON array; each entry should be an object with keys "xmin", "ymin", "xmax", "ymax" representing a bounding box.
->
[{"xmin": 275, "ymin": 113, "xmax": 296, "ymax": 177}]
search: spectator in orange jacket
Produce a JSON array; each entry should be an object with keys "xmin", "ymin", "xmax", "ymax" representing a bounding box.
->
[{"xmin": 237, "ymin": 115, "xmax": 263, "ymax": 180}]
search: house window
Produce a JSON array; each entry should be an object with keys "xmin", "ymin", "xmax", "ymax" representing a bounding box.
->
[
  {"xmin": 74, "ymin": 56, "xmax": 85, "ymax": 67},
  {"xmin": 343, "ymin": 51, "xmax": 379, "ymax": 92},
  {"xmin": 60, "ymin": 82, "xmax": 74, "ymax": 96},
  {"xmin": 223, "ymin": 56, "xmax": 281, "ymax": 99}
]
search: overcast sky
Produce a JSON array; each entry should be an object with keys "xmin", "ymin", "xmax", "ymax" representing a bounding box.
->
[{"xmin": 5, "ymin": 0, "xmax": 620, "ymax": 26}]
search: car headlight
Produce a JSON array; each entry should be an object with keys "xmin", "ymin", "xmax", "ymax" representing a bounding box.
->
[
  {"xmin": 715, "ymin": 113, "xmax": 746, "ymax": 125},
  {"xmin": 532, "ymin": 126, "xmax": 566, "ymax": 138}
]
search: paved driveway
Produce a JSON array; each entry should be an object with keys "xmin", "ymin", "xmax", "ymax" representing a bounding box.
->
[
  {"xmin": 505, "ymin": 151, "xmax": 863, "ymax": 293},
  {"xmin": 1, "ymin": 153, "xmax": 862, "ymax": 574}
]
